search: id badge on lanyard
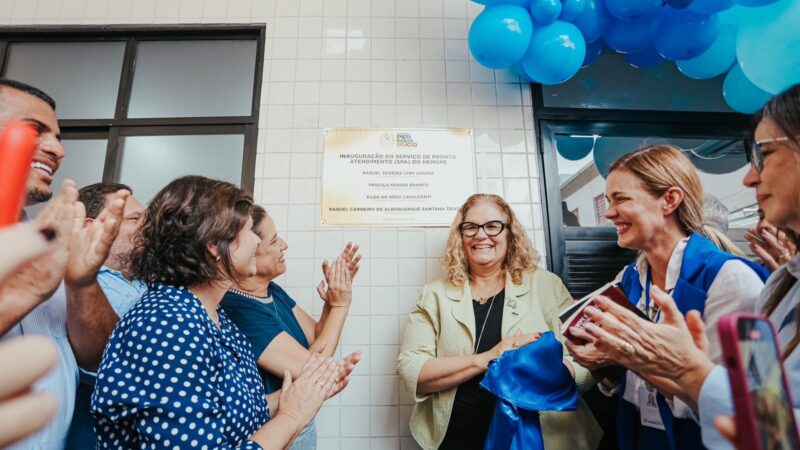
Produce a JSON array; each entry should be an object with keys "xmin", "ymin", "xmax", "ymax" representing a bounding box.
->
[{"xmin": 638, "ymin": 380, "xmax": 665, "ymax": 430}]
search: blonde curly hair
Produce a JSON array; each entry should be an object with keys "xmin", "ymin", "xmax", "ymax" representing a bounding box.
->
[{"xmin": 442, "ymin": 194, "xmax": 540, "ymax": 286}]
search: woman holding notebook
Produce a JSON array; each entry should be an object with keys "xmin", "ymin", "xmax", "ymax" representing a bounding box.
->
[
  {"xmin": 398, "ymin": 193, "xmax": 601, "ymax": 450},
  {"xmin": 566, "ymin": 145, "xmax": 769, "ymax": 450}
]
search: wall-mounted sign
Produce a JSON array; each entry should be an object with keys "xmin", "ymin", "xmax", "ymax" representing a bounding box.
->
[{"xmin": 321, "ymin": 128, "xmax": 475, "ymax": 226}]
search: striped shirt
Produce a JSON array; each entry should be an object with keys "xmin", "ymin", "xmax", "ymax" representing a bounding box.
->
[{"xmin": 0, "ymin": 283, "xmax": 78, "ymax": 450}]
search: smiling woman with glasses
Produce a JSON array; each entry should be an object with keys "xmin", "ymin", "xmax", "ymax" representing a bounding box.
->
[
  {"xmin": 398, "ymin": 193, "xmax": 601, "ymax": 450},
  {"xmin": 458, "ymin": 220, "xmax": 506, "ymax": 237}
]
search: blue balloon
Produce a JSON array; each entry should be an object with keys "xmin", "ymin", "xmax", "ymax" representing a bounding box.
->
[
  {"xmin": 717, "ymin": 5, "xmax": 750, "ymax": 23},
  {"xmin": 603, "ymin": 16, "xmax": 658, "ymax": 54},
  {"xmin": 606, "ymin": 0, "xmax": 662, "ymax": 20},
  {"xmin": 593, "ymin": 142, "xmax": 632, "ymax": 178},
  {"xmin": 515, "ymin": 61, "xmax": 537, "ymax": 82},
  {"xmin": 654, "ymin": 8, "xmax": 720, "ymax": 60},
  {"xmin": 556, "ymin": 135, "xmax": 594, "ymax": 160},
  {"xmin": 582, "ymin": 38, "xmax": 606, "ymax": 67},
  {"xmin": 573, "ymin": 0, "xmax": 611, "ymax": 43},
  {"xmin": 468, "ymin": 5, "xmax": 535, "ymax": 69},
  {"xmin": 531, "ymin": 0, "xmax": 562, "ymax": 24},
  {"xmin": 518, "ymin": 21, "xmax": 587, "ymax": 84},
  {"xmin": 723, "ymin": 64, "xmax": 772, "ymax": 113},
  {"xmin": 624, "ymin": 46, "xmax": 665, "ymax": 68},
  {"xmin": 561, "ymin": 0, "xmax": 587, "ymax": 20},
  {"xmin": 689, "ymin": 0, "xmax": 735, "ymax": 13},
  {"xmin": 472, "ymin": 0, "xmax": 532, "ymax": 5},
  {"xmin": 733, "ymin": 0, "xmax": 780, "ymax": 6},
  {"xmin": 676, "ymin": 25, "xmax": 736, "ymax": 79},
  {"xmin": 736, "ymin": 0, "xmax": 800, "ymax": 94},
  {"xmin": 669, "ymin": 0, "xmax": 695, "ymax": 8}
]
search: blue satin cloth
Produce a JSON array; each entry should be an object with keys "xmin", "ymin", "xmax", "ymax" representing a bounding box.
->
[{"xmin": 479, "ymin": 332, "xmax": 578, "ymax": 450}]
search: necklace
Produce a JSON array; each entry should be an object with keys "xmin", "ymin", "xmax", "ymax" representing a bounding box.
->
[
  {"xmin": 229, "ymin": 288, "xmax": 273, "ymax": 305},
  {"xmin": 473, "ymin": 276, "xmax": 502, "ymax": 304},
  {"xmin": 474, "ymin": 290, "xmax": 501, "ymax": 353}
]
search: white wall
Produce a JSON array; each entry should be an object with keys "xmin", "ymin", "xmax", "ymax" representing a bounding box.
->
[{"xmin": 1, "ymin": 1, "xmax": 546, "ymax": 448}]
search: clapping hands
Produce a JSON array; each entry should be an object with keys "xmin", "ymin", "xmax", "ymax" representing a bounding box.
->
[
  {"xmin": 745, "ymin": 222, "xmax": 797, "ymax": 272},
  {"xmin": 65, "ymin": 188, "xmax": 128, "ymax": 289},
  {"xmin": 327, "ymin": 350, "xmax": 362, "ymax": 399},
  {"xmin": 316, "ymin": 242, "xmax": 360, "ymax": 308},
  {"xmin": 2, "ymin": 180, "xmax": 129, "ymax": 302}
]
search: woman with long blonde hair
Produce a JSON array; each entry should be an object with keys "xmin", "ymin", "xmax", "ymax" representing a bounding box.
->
[
  {"xmin": 398, "ymin": 194, "xmax": 601, "ymax": 450},
  {"xmin": 567, "ymin": 145, "xmax": 770, "ymax": 450}
]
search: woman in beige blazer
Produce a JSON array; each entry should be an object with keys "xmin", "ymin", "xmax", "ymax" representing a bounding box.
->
[{"xmin": 398, "ymin": 194, "xmax": 601, "ymax": 450}]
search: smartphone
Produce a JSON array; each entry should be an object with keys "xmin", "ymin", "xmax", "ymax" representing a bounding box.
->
[
  {"xmin": 719, "ymin": 313, "xmax": 800, "ymax": 450},
  {"xmin": 0, "ymin": 120, "xmax": 39, "ymax": 227}
]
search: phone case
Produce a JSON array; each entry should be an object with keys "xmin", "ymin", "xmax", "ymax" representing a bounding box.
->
[{"xmin": 718, "ymin": 313, "xmax": 800, "ymax": 450}]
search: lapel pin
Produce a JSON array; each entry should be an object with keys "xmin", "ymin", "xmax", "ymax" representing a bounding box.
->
[{"xmin": 506, "ymin": 299, "xmax": 517, "ymax": 309}]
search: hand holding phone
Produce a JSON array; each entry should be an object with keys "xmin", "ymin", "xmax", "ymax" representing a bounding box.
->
[
  {"xmin": 719, "ymin": 314, "xmax": 800, "ymax": 450},
  {"xmin": 0, "ymin": 121, "xmax": 38, "ymax": 227}
]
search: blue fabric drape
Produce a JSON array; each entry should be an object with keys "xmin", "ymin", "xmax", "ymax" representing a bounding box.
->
[{"xmin": 480, "ymin": 332, "xmax": 578, "ymax": 450}]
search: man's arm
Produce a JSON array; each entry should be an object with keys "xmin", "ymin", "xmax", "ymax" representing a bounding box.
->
[
  {"xmin": 65, "ymin": 191, "xmax": 128, "ymax": 370},
  {"xmin": 65, "ymin": 283, "xmax": 119, "ymax": 371}
]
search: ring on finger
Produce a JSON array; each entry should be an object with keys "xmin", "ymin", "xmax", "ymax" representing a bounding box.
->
[{"xmin": 618, "ymin": 340, "xmax": 635, "ymax": 355}]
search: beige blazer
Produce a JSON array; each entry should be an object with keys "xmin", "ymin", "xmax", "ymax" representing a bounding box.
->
[{"xmin": 398, "ymin": 269, "xmax": 602, "ymax": 450}]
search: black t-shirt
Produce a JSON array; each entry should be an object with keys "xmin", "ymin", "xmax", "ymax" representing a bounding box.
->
[{"xmin": 439, "ymin": 289, "xmax": 505, "ymax": 450}]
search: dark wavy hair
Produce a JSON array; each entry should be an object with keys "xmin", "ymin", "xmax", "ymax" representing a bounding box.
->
[{"xmin": 129, "ymin": 176, "xmax": 254, "ymax": 287}]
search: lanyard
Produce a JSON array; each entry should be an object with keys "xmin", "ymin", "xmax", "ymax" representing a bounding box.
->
[{"xmin": 644, "ymin": 267, "xmax": 672, "ymax": 322}]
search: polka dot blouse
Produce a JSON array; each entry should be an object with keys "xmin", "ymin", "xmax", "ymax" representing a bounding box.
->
[{"xmin": 91, "ymin": 283, "xmax": 269, "ymax": 449}]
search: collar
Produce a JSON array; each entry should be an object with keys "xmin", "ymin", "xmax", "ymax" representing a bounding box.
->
[
  {"xmin": 99, "ymin": 265, "xmax": 124, "ymax": 277},
  {"xmin": 99, "ymin": 265, "xmax": 142, "ymax": 284},
  {"xmin": 635, "ymin": 236, "xmax": 689, "ymax": 292},
  {"xmin": 445, "ymin": 270, "xmax": 531, "ymax": 301}
]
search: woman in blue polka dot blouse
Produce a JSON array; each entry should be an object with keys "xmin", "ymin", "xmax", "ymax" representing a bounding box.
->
[{"xmin": 91, "ymin": 176, "xmax": 339, "ymax": 450}]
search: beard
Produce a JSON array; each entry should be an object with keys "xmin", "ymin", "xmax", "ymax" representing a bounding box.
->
[{"xmin": 28, "ymin": 187, "xmax": 53, "ymax": 204}]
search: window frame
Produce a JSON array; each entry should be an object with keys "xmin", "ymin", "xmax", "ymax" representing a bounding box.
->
[
  {"xmin": 0, "ymin": 24, "xmax": 266, "ymax": 194},
  {"xmin": 530, "ymin": 84, "xmax": 755, "ymax": 283}
]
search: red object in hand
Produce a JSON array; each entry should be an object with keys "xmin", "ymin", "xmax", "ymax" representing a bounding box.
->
[{"xmin": 0, "ymin": 120, "xmax": 39, "ymax": 227}]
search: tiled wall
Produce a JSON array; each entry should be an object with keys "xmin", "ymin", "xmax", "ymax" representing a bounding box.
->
[{"xmin": 1, "ymin": 0, "xmax": 546, "ymax": 448}]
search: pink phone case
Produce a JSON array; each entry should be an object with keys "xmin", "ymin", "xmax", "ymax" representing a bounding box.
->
[{"xmin": 718, "ymin": 313, "xmax": 800, "ymax": 450}]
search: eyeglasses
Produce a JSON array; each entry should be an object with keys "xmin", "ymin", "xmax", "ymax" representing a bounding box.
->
[
  {"xmin": 459, "ymin": 220, "xmax": 506, "ymax": 237},
  {"xmin": 749, "ymin": 136, "xmax": 789, "ymax": 173}
]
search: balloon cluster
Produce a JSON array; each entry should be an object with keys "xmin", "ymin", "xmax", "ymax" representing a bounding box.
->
[{"xmin": 468, "ymin": 0, "xmax": 800, "ymax": 113}]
